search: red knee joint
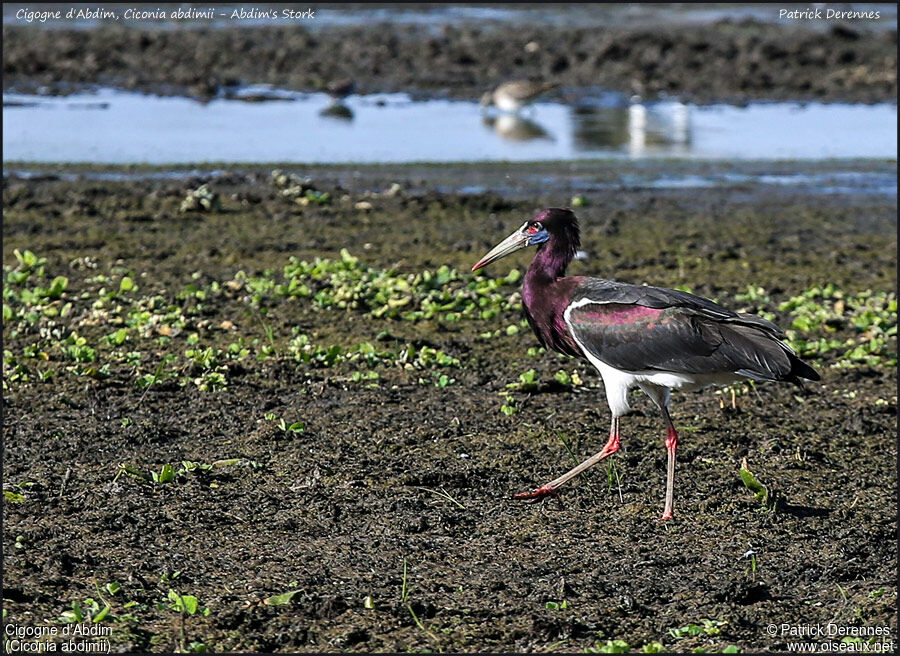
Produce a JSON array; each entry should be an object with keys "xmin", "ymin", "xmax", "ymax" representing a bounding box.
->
[{"xmin": 665, "ymin": 427, "xmax": 678, "ymax": 450}]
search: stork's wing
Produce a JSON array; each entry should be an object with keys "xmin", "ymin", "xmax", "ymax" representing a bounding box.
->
[{"xmin": 564, "ymin": 280, "xmax": 816, "ymax": 381}]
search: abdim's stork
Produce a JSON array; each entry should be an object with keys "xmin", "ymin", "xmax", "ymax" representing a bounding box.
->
[{"xmin": 472, "ymin": 208, "xmax": 819, "ymax": 520}]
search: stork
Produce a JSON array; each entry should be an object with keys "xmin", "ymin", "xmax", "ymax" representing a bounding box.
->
[{"xmin": 472, "ymin": 208, "xmax": 819, "ymax": 520}]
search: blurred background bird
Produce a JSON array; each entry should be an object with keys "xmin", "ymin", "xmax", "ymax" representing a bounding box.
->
[
  {"xmin": 326, "ymin": 78, "xmax": 356, "ymax": 100},
  {"xmin": 480, "ymin": 80, "xmax": 559, "ymax": 113}
]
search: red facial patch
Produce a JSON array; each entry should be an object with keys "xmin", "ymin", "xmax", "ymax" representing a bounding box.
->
[{"xmin": 525, "ymin": 224, "xmax": 540, "ymax": 234}]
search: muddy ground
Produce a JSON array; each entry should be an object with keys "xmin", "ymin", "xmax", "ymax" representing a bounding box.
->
[
  {"xmin": 2, "ymin": 162, "xmax": 897, "ymax": 652},
  {"xmin": 3, "ymin": 12, "xmax": 897, "ymax": 103}
]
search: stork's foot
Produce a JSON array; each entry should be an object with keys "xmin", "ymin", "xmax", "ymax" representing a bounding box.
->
[
  {"xmin": 659, "ymin": 510, "xmax": 674, "ymax": 521},
  {"xmin": 513, "ymin": 484, "xmax": 559, "ymax": 502}
]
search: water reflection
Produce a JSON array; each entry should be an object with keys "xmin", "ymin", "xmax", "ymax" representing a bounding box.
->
[
  {"xmin": 482, "ymin": 113, "xmax": 552, "ymax": 142},
  {"xmin": 572, "ymin": 101, "xmax": 691, "ymax": 156},
  {"xmin": 2, "ymin": 88, "xmax": 895, "ymax": 163},
  {"xmin": 319, "ymin": 101, "xmax": 354, "ymax": 121}
]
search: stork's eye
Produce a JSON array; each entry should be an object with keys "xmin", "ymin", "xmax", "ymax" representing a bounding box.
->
[{"xmin": 525, "ymin": 222, "xmax": 542, "ymax": 235}]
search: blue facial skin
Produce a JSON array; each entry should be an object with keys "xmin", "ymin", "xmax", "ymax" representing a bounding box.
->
[{"xmin": 527, "ymin": 228, "xmax": 550, "ymax": 246}]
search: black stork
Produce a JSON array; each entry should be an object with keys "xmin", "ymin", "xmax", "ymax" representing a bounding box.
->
[{"xmin": 472, "ymin": 208, "xmax": 820, "ymax": 520}]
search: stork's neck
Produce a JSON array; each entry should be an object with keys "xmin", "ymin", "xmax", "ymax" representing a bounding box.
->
[
  {"xmin": 523, "ymin": 237, "xmax": 574, "ymax": 316},
  {"xmin": 525, "ymin": 237, "xmax": 575, "ymax": 285}
]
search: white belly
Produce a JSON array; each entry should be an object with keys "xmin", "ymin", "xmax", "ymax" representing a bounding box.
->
[
  {"xmin": 582, "ymin": 349, "xmax": 744, "ymax": 417},
  {"xmin": 495, "ymin": 94, "xmax": 524, "ymax": 113}
]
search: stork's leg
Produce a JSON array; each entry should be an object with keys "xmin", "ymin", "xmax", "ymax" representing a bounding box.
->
[
  {"xmin": 514, "ymin": 417, "xmax": 620, "ymax": 500},
  {"xmin": 661, "ymin": 407, "xmax": 678, "ymax": 521}
]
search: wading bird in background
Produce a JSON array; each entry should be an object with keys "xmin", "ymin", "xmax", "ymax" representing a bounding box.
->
[
  {"xmin": 472, "ymin": 208, "xmax": 819, "ymax": 520},
  {"xmin": 480, "ymin": 80, "xmax": 559, "ymax": 113}
]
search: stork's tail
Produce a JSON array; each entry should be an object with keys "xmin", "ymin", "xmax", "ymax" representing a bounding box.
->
[{"xmin": 721, "ymin": 322, "xmax": 820, "ymax": 384}]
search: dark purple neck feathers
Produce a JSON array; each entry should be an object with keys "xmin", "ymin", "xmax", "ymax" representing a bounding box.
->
[{"xmin": 520, "ymin": 210, "xmax": 583, "ymax": 356}]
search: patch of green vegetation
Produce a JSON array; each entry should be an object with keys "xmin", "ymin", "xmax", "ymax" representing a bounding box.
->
[
  {"xmin": 264, "ymin": 412, "xmax": 306, "ymax": 434},
  {"xmin": 500, "ymin": 393, "xmax": 518, "ymax": 416},
  {"xmin": 778, "ymin": 285, "xmax": 897, "ymax": 367},
  {"xmin": 571, "ymin": 195, "xmax": 589, "ymax": 208},
  {"xmin": 739, "ymin": 457, "xmax": 776, "ymax": 512},
  {"xmin": 2, "ymin": 250, "xmax": 894, "ymax": 401},
  {"xmin": 585, "ymin": 620, "xmax": 739, "ymax": 654},
  {"xmin": 58, "ymin": 597, "xmax": 112, "ymax": 624},
  {"xmin": 180, "ymin": 183, "xmax": 220, "ymax": 213},
  {"xmin": 553, "ymin": 369, "xmax": 584, "ymax": 387},
  {"xmin": 3, "ymin": 490, "xmax": 26, "ymax": 504},
  {"xmin": 57, "ymin": 582, "xmax": 123, "ymax": 625},
  {"xmin": 288, "ymin": 331, "xmax": 459, "ymax": 376},
  {"xmin": 585, "ymin": 639, "xmax": 672, "ymax": 654},
  {"xmin": 115, "ymin": 458, "xmax": 261, "ymax": 486},
  {"xmin": 669, "ymin": 619, "xmax": 725, "ymax": 639},
  {"xmin": 423, "ymin": 372, "xmax": 454, "ymax": 388},
  {"xmin": 264, "ymin": 589, "xmax": 301, "ymax": 606},
  {"xmin": 241, "ymin": 248, "xmax": 522, "ymax": 322},
  {"xmin": 160, "ymin": 589, "xmax": 210, "ymax": 653},
  {"xmin": 162, "ymin": 589, "xmax": 207, "ymax": 617},
  {"xmin": 506, "ymin": 368, "xmax": 538, "ymax": 392},
  {"xmin": 270, "ymin": 169, "xmax": 332, "ymax": 206}
]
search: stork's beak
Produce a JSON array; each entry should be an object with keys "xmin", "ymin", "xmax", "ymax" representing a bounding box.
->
[{"xmin": 472, "ymin": 226, "xmax": 528, "ymax": 271}]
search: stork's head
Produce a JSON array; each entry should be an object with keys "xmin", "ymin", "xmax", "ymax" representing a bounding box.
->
[{"xmin": 472, "ymin": 208, "xmax": 579, "ymax": 271}]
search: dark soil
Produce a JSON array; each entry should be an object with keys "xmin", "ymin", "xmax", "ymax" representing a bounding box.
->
[
  {"xmin": 3, "ymin": 15, "xmax": 896, "ymax": 103},
  {"xmin": 2, "ymin": 163, "xmax": 896, "ymax": 652}
]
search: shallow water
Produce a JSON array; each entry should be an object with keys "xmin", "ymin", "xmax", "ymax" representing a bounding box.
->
[{"xmin": 3, "ymin": 88, "xmax": 897, "ymax": 164}]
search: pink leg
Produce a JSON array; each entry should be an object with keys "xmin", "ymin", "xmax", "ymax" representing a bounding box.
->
[
  {"xmin": 660, "ymin": 408, "xmax": 678, "ymax": 521},
  {"xmin": 514, "ymin": 417, "xmax": 620, "ymax": 500}
]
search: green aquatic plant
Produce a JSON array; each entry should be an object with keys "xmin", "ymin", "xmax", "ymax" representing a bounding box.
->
[
  {"xmin": 739, "ymin": 458, "xmax": 776, "ymax": 512},
  {"xmin": 668, "ymin": 619, "xmax": 725, "ymax": 639},
  {"xmin": 58, "ymin": 597, "xmax": 112, "ymax": 624},
  {"xmin": 506, "ymin": 368, "xmax": 538, "ymax": 392},
  {"xmin": 179, "ymin": 184, "xmax": 220, "ymax": 213},
  {"xmin": 270, "ymin": 249, "xmax": 522, "ymax": 321},
  {"xmin": 779, "ymin": 286, "xmax": 896, "ymax": 367},
  {"xmin": 263, "ymin": 589, "xmax": 301, "ymax": 606},
  {"xmin": 500, "ymin": 393, "xmax": 518, "ymax": 416}
]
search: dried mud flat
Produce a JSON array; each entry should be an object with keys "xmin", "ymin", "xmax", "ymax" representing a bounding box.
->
[{"xmin": 2, "ymin": 162, "xmax": 897, "ymax": 652}]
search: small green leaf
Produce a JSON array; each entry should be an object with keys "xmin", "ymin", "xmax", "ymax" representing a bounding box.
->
[
  {"xmin": 597, "ymin": 639, "xmax": 630, "ymax": 653},
  {"xmin": 264, "ymin": 590, "xmax": 301, "ymax": 605},
  {"xmin": 3, "ymin": 491, "xmax": 25, "ymax": 503},
  {"xmin": 157, "ymin": 464, "xmax": 175, "ymax": 483},
  {"xmin": 181, "ymin": 595, "xmax": 199, "ymax": 616},
  {"xmin": 739, "ymin": 458, "xmax": 767, "ymax": 504},
  {"xmin": 93, "ymin": 604, "xmax": 110, "ymax": 622}
]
